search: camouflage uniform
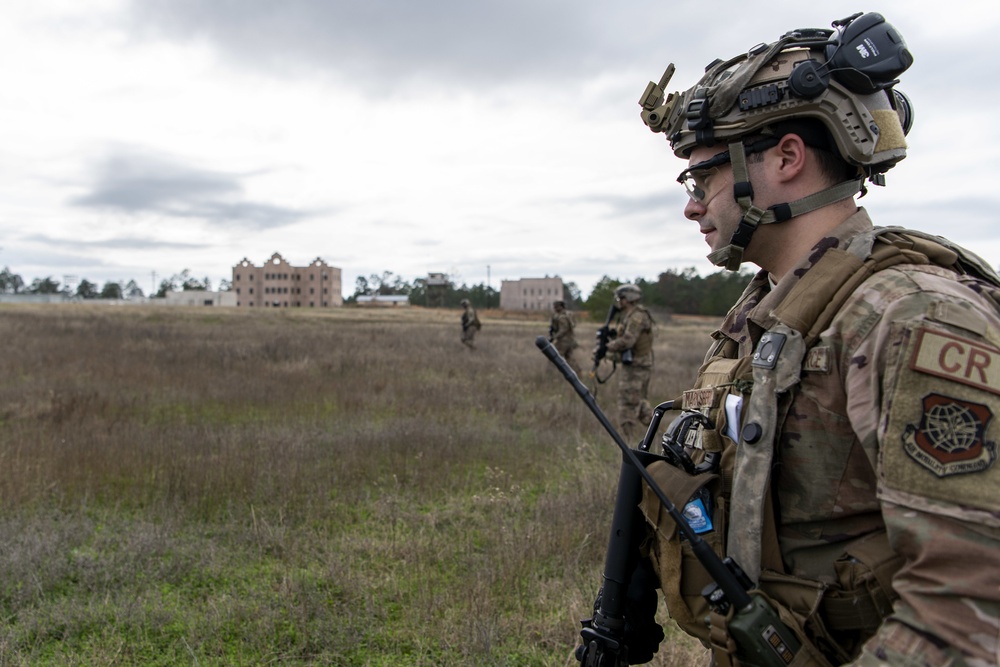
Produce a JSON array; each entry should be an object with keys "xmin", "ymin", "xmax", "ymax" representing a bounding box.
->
[
  {"xmin": 625, "ymin": 14, "xmax": 1000, "ymax": 665},
  {"xmin": 646, "ymin": 208, "xmax": 1000, "ymax": 666},
  {"xmin": 606, "ymin": 304, "xmax": 654, "ymax": 442},
  {"xmin": 461, "ymin": 303, "xmax": 480, "ymax": 349},
  {"xmin": 550, "ymin": 307, "xmax": 580, "ymax": 373}
]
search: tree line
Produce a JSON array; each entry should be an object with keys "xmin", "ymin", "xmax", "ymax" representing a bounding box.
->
[
  {"xmin": 0, "ymin": 267, "xmax": 226, "ymax": 300},
  {"xmin": 347, "ymin": 268, "xmax": 754, "ymax": 318}
]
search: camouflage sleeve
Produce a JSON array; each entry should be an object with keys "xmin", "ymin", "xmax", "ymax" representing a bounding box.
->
[
  {"xmin": 839, "ymin": 266, "xmax": 1000, "ymax": 666},
  {"xmin": 607, "ymin": 310, "xmax": 649, "ymax": 352},
  {"xmin": 552, "ymin": 313, "xmax": 567, "ymax": 340}
]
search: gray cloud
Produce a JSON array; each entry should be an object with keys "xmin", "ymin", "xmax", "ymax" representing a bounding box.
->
[
  {"xmin": 581, "ymin": 190, "xmax": 676, "ymax": 219},
  {"xmin": 70, "ymin": 149, "xmax": 309, "ymax": 229},
  {"xmin": 126, "ymin": 0, "xmax": 618, "ymax": 88},
  {"xmin": 875, "ymin": 197, "xmax": 1000, "ymax": 242},
  {"xmin": 125, "ymin": 1, "xmax": 850, "ymax": 94},
  {"xmin": 23, "ymin": 233, "xmax": 201, "ymax": 251}
]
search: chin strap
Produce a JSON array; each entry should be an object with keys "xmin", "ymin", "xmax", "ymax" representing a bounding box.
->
[{"xmin": 707, "ymin": 141, "xmax": 864, "ymax": 271}]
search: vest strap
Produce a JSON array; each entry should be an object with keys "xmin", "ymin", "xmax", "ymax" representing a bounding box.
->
[{"xmin": 727, "ymin": 324, "xmax": 805, "ymax": 582}]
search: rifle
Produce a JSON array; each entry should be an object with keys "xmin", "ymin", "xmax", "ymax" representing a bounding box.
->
[
  {"xmin": 536, "ymin": 336, "xmax": 804, "ymax": 667},
  {"xmin": 591, "ymin": 303, "xmax": 621, "ymax": 384}
]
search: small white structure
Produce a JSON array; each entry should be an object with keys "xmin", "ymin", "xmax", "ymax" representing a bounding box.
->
[
  {"xmin": 160, "ymin": 291, "xmax": 237, "ymax": 307},
  {"xmin": 356, "ymin": 295, "xmax": 410, "ymax": 307}
]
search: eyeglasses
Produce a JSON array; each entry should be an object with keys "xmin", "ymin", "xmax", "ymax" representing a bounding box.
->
[{"xmin": 676, "ymin": 150, "xmax": 733, "ymax": 203}]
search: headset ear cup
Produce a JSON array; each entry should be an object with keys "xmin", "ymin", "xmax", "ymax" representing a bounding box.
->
[
  {"xmin": 787, "ymin": 60, "xmax": 830, "ymax": 98},
  {"xmin": 892, "ymin": 89, "xmax": 915, "ymax": 135}
]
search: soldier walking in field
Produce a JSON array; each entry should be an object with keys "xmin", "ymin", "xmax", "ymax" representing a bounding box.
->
[
  {"xmin": 549, "ymin": 300, "xmax": 581, "ymax": 375},
  {"xmin": 601, "ymin": 284, "xmax": 653, "ymax": 443},
  {"xmin": 460, "ymin": 299, "xmax": 480, "ymax": 349}
]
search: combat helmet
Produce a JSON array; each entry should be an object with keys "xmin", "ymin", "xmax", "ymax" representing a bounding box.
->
[
  {"xmin": 639, "ymin": 12, "xmax": 915, "ymax": 269},
  {"xmin": 615, "ymin": 284, "xmax": 642, "ymax": 303}
]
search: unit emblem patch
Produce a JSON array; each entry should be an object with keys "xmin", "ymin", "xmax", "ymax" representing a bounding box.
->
[{"xmin": 902, "ymin": 393, "xmax": 997, "ymax": 477}]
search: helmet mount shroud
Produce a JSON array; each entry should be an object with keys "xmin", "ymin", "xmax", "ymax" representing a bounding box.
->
[{"xmin": 639, "ymin": 12, "xmax": 915, "ymax": 270}]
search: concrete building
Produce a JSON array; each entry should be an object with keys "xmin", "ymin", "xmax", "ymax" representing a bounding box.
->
[
  {"xmin": 161, "ymin": 291, "xmax": 237, "ymax": 307},
  {"xmin": 499, "ymin": 276, "xmax": 564, "ymax": 312},
  {"xmin": 232, "ymin": 253, "xmax": 343, "ymax": 308}
]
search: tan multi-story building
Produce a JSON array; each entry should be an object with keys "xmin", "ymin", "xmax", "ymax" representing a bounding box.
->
[
  {"xmin": 232, "ymin": 253, "xmax": 343, "ymax": 308},
  {"xmin": 499, "ymin": 276, "xmax": 564, "ymax": 311}
]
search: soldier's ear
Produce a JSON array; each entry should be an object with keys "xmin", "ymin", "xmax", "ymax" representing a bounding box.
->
[{"xmin": 771, "ymin": 134, "xmax": 808, "ymax": 184}]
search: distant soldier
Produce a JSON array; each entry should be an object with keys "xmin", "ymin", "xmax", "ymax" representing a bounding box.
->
[
  {"xmin": 603, "ymin": 284, "xmax": 654, "ymax": 441},
  {"xmin": 549, "ymin": 300, "xmax": 581, "ymax": 374},
  {"xmin": 460, "ymin": 299, "xmax": 480, "ymax": 349}
]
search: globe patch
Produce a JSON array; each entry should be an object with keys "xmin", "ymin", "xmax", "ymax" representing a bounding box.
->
[{"xmin": 903, "ymin": 393, "xmax": 998, "ymax": 477}]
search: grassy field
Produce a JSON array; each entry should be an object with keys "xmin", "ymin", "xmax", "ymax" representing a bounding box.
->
[{"xmin": 0, "ymin": 304, "xmax": 715, "ymax": 666}]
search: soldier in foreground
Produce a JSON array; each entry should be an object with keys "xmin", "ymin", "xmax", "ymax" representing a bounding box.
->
[
  {"xmin": 549, "ymin": 300, "xmax": 581, "ymax": 375},
  {"xmin": 625, "ymin": 12, "xmax": 1000, "ymax": 666},
  {"xmin": 460, "ymin": 299, "xmax": 480, "ymax": 349},
  {"xmin": 602, "ymin": 284, "xmax": 654, "ymax": 443}
]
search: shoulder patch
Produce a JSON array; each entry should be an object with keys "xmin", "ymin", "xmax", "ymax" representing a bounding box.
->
[
  {"xmin": 902, "ymin": 393, "xmax": 998, "ymax": 477},
  {"xmin": 882, "ymin": 323, "xmax": 1000, "ymax": 514},
  {"xmin": 909, "ymin": 328, "xmax": 1000, "ymax": 396}
]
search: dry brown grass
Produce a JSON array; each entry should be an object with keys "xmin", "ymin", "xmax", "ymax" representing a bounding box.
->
[{"xmin": 0, "ymin": 303, "xmax": 715, "ymax": 665}]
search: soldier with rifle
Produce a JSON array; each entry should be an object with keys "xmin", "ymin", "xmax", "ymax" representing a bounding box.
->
[
  {"xmin": 549, "ymin": 300, "xmax": 581, "ymax": 375},
  {"xmin": 593, "ymin": 285, "xmax": 654, "ymax": 444},
  {"xmin": 552, "ymin": 11, "xmax": 1000, "ymax": 667}
]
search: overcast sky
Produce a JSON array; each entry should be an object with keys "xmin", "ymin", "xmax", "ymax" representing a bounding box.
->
[{"xmin": 2, "ymin": 1, "xmax": 997, "ymax": 299}]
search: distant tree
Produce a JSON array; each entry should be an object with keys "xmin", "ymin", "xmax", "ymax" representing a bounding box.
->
[
  {"xmin": 99, "ymin": 281, "xmax": 124, "ymax": 299},
  {"xmin": 349, "ymin": 272, "xmax": 415, "ymax": 301},
  {"xmin": 583, "ymin": 276, "xmax": 624, "ymax": 319},
  {"xmin": 123, "ymin": 280, "xmax": 144, "ymax": 299},
  {"xmin": 465, "ymin": 283, "xmax": 497, "ymax": 309},
  {"xmin": 154, "ymin": 278, "xmax": 176, "ymax": 298},
  {"xmin": 647, "ymin": 266, "xmax": 754, "ymax": 316},
  {"xmin": 218, "ymin": 279, "xmax": 232, "ymax": 292},
  {"xmin": 26, "ymin": 276, "xmax": 61, "ymax": 294},
  {"xmin": 0, "ymin": 267, "xmax": 25, "ymax": 294},
  {"xmin": 408, "ymin": 277, "xmax": 429, "ymax": 305},
  {"xmin": 76, "ymin": 279, "xmax": 99, "ymax": 299},
  {"xmin": 563, "ymin": 281, "xmax": 583, "ymax": 309},
  {"xmin": 353, "ymin": 275, "xmax": 371, "ymax": 297},
  {"xmin": 362, "ymin": 271, "xmax": 410, "ymax": 296},
  {"xmin": 699, "ymin": 269, "xmax": 754, "ymax": 315},
  {"xmin": 653, "ymin": 267, "xmax": 701, "ymax": 314},
  {"xmin": 178, "ymin": 269, "xmax": 207, "ymax": 291}
]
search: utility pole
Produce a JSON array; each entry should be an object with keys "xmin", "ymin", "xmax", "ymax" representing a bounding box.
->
[{"xmin": 487, "ymin": 264, "xmax": 491, "ymax": 308}]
